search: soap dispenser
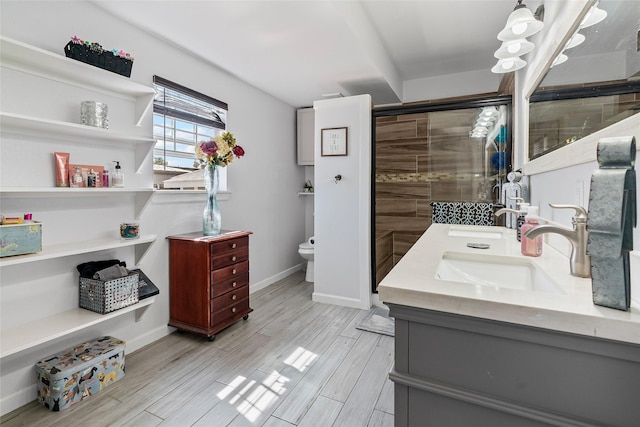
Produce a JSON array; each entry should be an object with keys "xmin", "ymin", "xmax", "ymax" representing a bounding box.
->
[
  {"xmin": 113, "ymin": 161, "xmax": 124, "ymax": 188},
  {"xmin": 521, "ymin": 206, "xmax": 542, "ymax": 257}
]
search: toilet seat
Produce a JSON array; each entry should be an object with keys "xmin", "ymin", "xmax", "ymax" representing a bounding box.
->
[{"xmin": 298, "ymin": 242, "xmax": 314, "ymax": 252}]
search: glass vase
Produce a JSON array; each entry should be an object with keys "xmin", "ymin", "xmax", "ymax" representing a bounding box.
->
[{"xmin": 203, "ymin": 164, "xmax": 222, "ymax": 236}]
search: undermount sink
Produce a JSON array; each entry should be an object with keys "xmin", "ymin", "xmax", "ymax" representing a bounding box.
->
[
  {"xmin": 447, "ymin": 225, "xmax": 505, "ymax": 240},
  {"xmin": 435, "ymin": 251, "xmax": 566, "ymax": 294}
]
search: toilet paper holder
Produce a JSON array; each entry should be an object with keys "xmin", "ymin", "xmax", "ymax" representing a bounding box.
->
[{"xmin": 334, "ymin": 174, "xmax": 342, "ymax": 184}]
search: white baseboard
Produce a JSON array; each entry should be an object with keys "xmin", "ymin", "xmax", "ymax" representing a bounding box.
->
[
  {"xmin": 250, "ymin": 264, "xmax": 303, "ymax": 293},
  {"xmin": 0, "ymin": 384, "xmax": 36, "ymax": 417},
  {"xmin": 312, "ymin": 291, "xmax": 370, "ymax": 310},
  {"xmin": 126, "ymin": 325, "xmax": 173, "ymax": 354}
]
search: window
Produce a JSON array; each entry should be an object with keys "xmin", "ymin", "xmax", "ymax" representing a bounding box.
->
[{"xmin": 152, "ymin": 76, "xmax": 229, "ymax": 189}]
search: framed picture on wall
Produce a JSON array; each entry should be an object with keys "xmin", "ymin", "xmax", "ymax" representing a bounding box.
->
[{"xmin": 321, "ymin": 127, "xmax": 348, "ymax": 156}]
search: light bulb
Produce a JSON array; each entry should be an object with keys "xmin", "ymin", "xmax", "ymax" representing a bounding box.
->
[
  {"xmin": 507, "ymin": 43, "xmax": 521, "ymax": 54},
  {"xmin": 512, "ymin": 22, "xmax": 528, "ymax": 35},
  {"xmin": 502, "ymin": 60, "xmax": 515, "ymax": 70}
]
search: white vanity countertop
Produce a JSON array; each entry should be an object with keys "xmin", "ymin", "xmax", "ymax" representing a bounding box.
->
[{"xmin": 377, "ymin": 224, "xmax": 640, "ymax": 344}]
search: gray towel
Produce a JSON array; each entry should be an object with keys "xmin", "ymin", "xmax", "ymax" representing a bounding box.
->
[{"xmin": 93, "ymin": 265, "xmax": 129, "ymax": 281}]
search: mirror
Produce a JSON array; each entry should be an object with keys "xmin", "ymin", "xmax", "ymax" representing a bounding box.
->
[{"xmin": 528, "ymin": 0, "xmax": 640, "ymax": 160}]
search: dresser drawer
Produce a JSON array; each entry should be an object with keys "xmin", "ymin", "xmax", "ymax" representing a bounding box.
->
[
  {"xmin": 211, "ymin": 236, "xmax": 248, "ymax": 256},
  {"xmin": 211, "ymin": 272, "xmax": 249, "ymax": 298},
  {"xmin": 211, "ymin": 297, "xmax": 250, "ymax": 327},
  {"xmin": 211, "ymin": 246, "xmax": 249, "ymax": 270},
  {"xmin": 210, "ymin": 285, "xmax": 249, "ymax": 313},
  {"xmin": 211, "ymin": 260, "xmax": 249, "ymax": 283}
]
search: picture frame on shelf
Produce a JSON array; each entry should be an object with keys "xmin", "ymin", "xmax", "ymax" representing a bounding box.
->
[{"xmin": 321, "ymin": 127, "xmax": 348, "ymax": 156}]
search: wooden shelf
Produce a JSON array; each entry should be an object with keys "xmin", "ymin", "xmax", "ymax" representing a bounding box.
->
[
  {"xmin": 0, "ymin": 36, "xmax": 155, "ymax": 126},
  {"xmin": 0, "ymin": 112, "xmax": 155, "ymax": 173},
  {"xmin": 0, "ymin": 234, "xmax": 157, "ymax": 267},
  {"xmin": 0, "ymin": 297, "xmax": 156, "ymax": 358}
]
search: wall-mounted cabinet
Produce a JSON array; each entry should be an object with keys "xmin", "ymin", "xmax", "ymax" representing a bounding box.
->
[
  {"xmin": 297, "ymin": 107, "xmax": 315, "ymax": 165},
  {"xmin": 0, "ymin": 36, "xmax": 157, "ymax": 357}
]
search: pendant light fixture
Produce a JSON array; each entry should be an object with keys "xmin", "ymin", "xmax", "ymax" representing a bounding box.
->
[
  {"xmin": 491, "ymin": 1, "xmax": 544, "ymax": 74},
  {"xmin": 551, "ymin": 1, "xmax": 607, "ymax": 69},
  {"xmin": 497, "ymin": 2, "xmax": 544, "ymax": 41}
]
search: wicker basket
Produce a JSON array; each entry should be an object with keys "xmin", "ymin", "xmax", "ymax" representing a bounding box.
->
[{"xmin": 79, "ymin": 272, "xmax": 139, "ymax": 314}]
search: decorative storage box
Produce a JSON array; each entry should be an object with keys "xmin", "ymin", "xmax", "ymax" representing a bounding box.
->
[
  {"xmin": 64, "ymin": 41, "xmax": 133, "ymax": 78},
  {"xmin": 79, "ymin": 272, "xmax": 139, "ymax": 314},
  {"xmin": 35, "ymin": 336, "xmax": 126, "ymax": 411},
  {"xmin": 0, "ymin": 222, "xmax": 42, "ymax": 258}
]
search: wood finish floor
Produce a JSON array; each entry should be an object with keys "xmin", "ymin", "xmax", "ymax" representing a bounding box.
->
[{"xmin": 1, "ymin": 271, "xmax": 395, "ymax": 427}]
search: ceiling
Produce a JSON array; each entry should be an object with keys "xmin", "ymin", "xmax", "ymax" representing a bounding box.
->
[{"xmin": 93, "ymin": 0, "xmax": 537, "ymax": 108}]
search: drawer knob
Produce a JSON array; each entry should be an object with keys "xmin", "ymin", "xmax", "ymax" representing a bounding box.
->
[
  {"xmin": 232, "ymin": 294, "xmax": 237, "ymax": 300},
  {"xmin": 232, "ymin": 243, "xmax": 237, "ymax": 249},
  {"xmin": 231, "ymin": 256, "xmax": 237, "ymax": 261},
  {"xmin": 232, "ymin": 307, "xmax": 237, "ymax": 313},
  {"xmin": 232, "ymin": 281, "xmax": 237, "ymax": 287},
  {"xmin": 232, "ymin": 269, "xmax": 237, "ymax": 275}
]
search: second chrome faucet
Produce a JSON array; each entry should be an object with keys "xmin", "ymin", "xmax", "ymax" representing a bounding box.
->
[{"xmin": 524, "ymin": 204, "xmax": 591, "ymax": 278}]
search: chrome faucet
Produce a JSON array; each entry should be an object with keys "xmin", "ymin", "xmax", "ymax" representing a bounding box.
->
[
  {"xmin": 494, "ymin": 207, "xmax": 519, "ymax": 217},
  {"xmin": 524, "ymin": 204, "xmax": 591, "ymax": 278}
]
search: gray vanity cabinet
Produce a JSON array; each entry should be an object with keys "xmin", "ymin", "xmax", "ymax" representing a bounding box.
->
[{"xmin": 389, "ymin": 303, "xmax": 640, "ymax": 426}]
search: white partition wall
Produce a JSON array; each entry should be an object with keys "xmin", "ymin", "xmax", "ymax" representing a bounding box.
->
[{"xmin": 312, "ymin": 95, "xmax": 372, "ymax": 309}]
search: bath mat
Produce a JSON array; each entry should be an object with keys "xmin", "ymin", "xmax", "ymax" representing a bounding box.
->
[{"xmin": 356, "ymin": 306, "xmax": 394, "ymax": 336}]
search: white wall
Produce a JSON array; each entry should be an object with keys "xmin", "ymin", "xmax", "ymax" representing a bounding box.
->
[
  {"xmin": 312, "ymin": 95, "xmax": 372, "ymax": 310},
  {"xmin": 403, "ymin": 69, "xmax": 500, "ymax": 103},
  {"xmin": 0, "ymin": 0, "xmax": 305, "ymax": 415}
]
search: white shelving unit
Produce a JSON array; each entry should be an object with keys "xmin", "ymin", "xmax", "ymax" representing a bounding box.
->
[
  {"xmin": 1, "ymin": 187, "xmax": 155, "ymax": 220},
  {"xmin": 0, "ymin": 36, "xmax": 155, "ymax": 126},
  {"xmin": 0, "ymin": 37, "xmax": 158, "ymax": 358},
  {"xmin": 0, "ymin": 112, "xmax": 155, "ymax": 173},
  {"xmin": 0, "ymin": 296, "xmax": 156, "ymax": 358},
  {"xmin": 0, "ymin": 234, "xmax": 157, "ymax": 267}
]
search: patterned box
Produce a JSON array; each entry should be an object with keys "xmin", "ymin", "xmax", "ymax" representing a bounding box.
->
[
  {"xmin": 0, "ymin": 222, "xmax": 42, "ymax": 258},
  {"xmin": 35, "ymin": 336, "xmax": 125, "ymax": 411}
]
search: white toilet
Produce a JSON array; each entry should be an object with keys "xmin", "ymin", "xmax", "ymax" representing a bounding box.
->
[{"xmin": 298, "ymin": 237, "xmax": 315, "ymax": 282}]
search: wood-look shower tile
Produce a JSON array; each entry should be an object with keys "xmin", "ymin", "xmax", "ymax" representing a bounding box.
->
[
  {"xmin": 376, "ymin": 120, "xmax": 417, "ymax": 141},
  {"xmin": 375, "ymin": 231, "xmax": 393, "ymax": 265},
  {"xmin": 393, "ymin": 232, "xmax": 422, "ymax": 257},
  {"xmin": 376, "ymin": 215, "xmax": 429, "ymax": 232},
  {"xmin": 376, "ymin": 182, "xmax": 430, "ymax": 199},
  {"xmin": 375, "ymin": 199, "xmax": 417, "ymax": 217},
  {"xmin": 430, "ymin": 181, "xmax": 466, "ymax": 201},
  {"xmin": 376, "ymin": 156, "xmax": 417, "ymax": 174},
  {"xmin": 376, "ymin": 116, "xmax": 399, "ymax": 123},
  {"xmin": 417, "ymin": 119, "xmax": 429, "ymax": 138},
  {"xmin": 417, "ymin": 200, "xmax": 432, "ymax": 218},
  {"xmin": 397, "ymin": 112, "xmax": 429, "ymax": 121},
  {"xmin": 376, "ymin": 255, "xmax": 394, "ymax": 286},
  {"xmin": 376, "ymin": 139, "xmax": 429, "ymax": 156},
  {"xmin": 418, "ymin": 152, "xmax": 479, "ymax": 173}
]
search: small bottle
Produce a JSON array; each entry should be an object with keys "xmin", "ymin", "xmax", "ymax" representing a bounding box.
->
[
  {"xmin": 515, "ymin": 202, "xmax": 529, "ymax": 242},
  {"xmin": 521, "ymin": 206, "xmax": 542, "ymax": 257},
  {"xmin": 72, "ymin": 167, "xmax": 84, "ymax": 187},
  {"xmin": 87, "ymin": 169, "xmax": 97, "ymax": 187},
  {"xmin": 113, "ymin": 161, "xmax": 124, "ymax": 188},
  {"xmin": 23, "ymin": 213, "xmax": 33, "ymax": 223},
  {"xmin": 102, "ymin": 168, "xmax": 110, "ymax": 187}
]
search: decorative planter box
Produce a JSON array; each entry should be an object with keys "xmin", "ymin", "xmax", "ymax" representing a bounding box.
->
[
  {"xmin": 35, "ymin": 336, "xmax": 126, "ymax": 411},
  {"xmin": 64, "ymin": 41, "xmax": 133, "ymax": 78},
  {"xmin": 0, "ymin": 222, "xmax": 42, "ymax": 258}
]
